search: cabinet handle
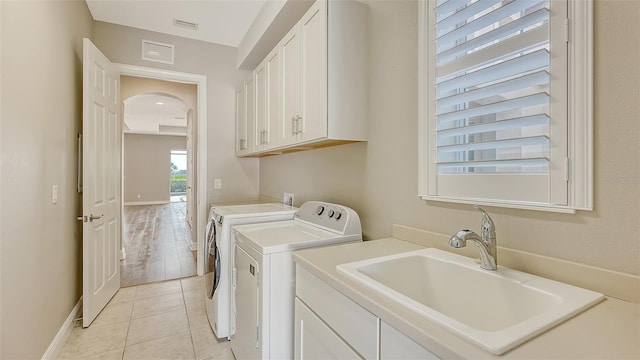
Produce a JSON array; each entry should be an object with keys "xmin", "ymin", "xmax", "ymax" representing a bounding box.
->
[
  {"xmin": 295, "ymin": 116, "xmax": 303, "ymax": 134},
  {"xmin": 263, "ymin": 130, "xmax": 268, "ymax": 145},
  {"xmin": 291, "ymin": 117, "xmax": 297, "ymax": 136},
  {"xmin": 240, "ymin": 139, "xmax": 246, "ymax": 150}
]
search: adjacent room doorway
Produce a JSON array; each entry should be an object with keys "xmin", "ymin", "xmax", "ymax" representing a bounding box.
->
[
  {"xmin": 117, "ymin": 67, "xmax": 207, "ymax": 288},
  {"xmin": 120, "ymin": 80, "xmax": 195, "ymax": 287}
]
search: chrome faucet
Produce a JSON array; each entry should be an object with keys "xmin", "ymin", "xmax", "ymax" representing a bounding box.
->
[{"xmin": 449, "ymin": 207, "xmax": 497, "ymax": 270}]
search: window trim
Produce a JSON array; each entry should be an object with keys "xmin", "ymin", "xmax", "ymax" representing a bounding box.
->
[{"xmin": 418, "ymin": 0, "xmax": 593, "ymax": 213}]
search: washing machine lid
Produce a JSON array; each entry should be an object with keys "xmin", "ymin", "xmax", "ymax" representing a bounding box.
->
[
  {"xmin": 233, "ymin": 220, "xmax": 361, "ymax": 254},
  {"xmin": 212, "ymin": 203, "xmax": 297, "ymax": 218}
]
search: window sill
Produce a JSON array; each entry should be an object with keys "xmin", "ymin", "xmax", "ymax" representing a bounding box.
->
[{"xmin": 419, "ymin": 195, "xmax": 592, "ymax": 214}]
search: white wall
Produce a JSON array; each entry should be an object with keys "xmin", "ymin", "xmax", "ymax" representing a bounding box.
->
[
  {"xmin": 259, "ymin": 0, "xmax": 640, "ymax": 276},
  {"xmin": 92, "ymin": 21, "xmax": 260, "ymax": 205},
  {"xmin": 0, "ymin": 1, "xmax": 93, "ymax": 358}
]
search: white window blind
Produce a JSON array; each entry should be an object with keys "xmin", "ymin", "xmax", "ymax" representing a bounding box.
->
[
  {"xmin": 435, "ymin": 0, "xmax": 552, "ymax": 175},
  {"xmin": 420, "ymin": 0, "xmax": 594, "ymax": 212},
  {"xmin": 418, "ymin": 0, "xmax": 592, "ymax": 210}
]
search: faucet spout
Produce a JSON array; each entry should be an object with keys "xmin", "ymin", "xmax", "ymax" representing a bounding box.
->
[{"xmin": 448, "ymin": 207, "xmax": 498, "ymax": 270}]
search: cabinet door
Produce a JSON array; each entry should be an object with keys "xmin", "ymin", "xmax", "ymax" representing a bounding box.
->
[
  {"xmin": 265, "ymin": 47, "xmax": 281, "ymax": 150},
  {"xmin": 380, "ymin": 321, "xmax": 440, "ymax": 359},
  {"xmin": 280, "ymin": 24, "xmax": 302, "ymax": 147},
  {"xmin": 235, "ymin": 85, "xmax": 247, "ymax": 156},
  {"xmin": 300, "ymin": 0, "xmax": 328, "ymax": 142},
  {"xmin": 295, "ymin": 298, "xmax": 362, "ymax": 360},
  {"xmin": 254, "ymin": 59, "xmax": 268, "ymax": 152},
  {"xmin": 244, "ymin": 77, "xmax": 256, "ymax": 154}
]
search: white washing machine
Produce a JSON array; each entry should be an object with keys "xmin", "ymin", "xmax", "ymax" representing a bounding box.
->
[
  {"xmin": 230, "ymin": 201, "xmax": 362, "ymax": 360},
  {"xmin": 204, "ymin": 203, "xmax": 297, "ymax": 340}
]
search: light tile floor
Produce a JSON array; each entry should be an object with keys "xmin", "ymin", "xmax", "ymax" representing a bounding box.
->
[{"xmin": 57, "ymin": 277, "xmax": 234, "ymax": 360}]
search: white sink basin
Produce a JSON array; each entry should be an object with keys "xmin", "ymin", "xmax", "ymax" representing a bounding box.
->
[{"xmin": 336, "ymin": 248, "xmax": 604, "ymax": 354}]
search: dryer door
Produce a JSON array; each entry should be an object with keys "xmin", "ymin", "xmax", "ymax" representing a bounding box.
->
[{"xmin": 204, "ymin": 217, "xmax": 219, "ymax": 299}]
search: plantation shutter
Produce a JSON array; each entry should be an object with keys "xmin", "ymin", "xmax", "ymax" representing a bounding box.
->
[
  {"xmin": 435, "ymin": 0, "xmax": 551, "ymax": 174},
  {"xmin": 427, "ymin": 0, "xmax": 568, "ymax": 204}
]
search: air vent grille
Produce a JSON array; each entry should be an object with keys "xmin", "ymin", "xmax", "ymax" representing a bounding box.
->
[
  {"xmin": 174, "ymin": 19, "xmax": 198, "ymax": 30},
  {"xmin": 141, "ymin": 40, "xmax": 174, "ymax": 64}
]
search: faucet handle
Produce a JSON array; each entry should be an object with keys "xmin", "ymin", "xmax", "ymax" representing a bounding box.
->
[{"xmin": 474, "ymin": 206, "xmax": 496, "ymax": 240}]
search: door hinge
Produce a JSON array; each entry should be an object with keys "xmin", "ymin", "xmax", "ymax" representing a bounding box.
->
[
  {"xmin": 565, "ymin": 158, "xmax": 570, "ymax": 182},
  {"xmin": 565, "ymin": 18, "xmax": 570, "ymax": 43}
]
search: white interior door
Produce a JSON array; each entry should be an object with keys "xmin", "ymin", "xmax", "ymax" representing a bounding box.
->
[{"xmin": 82, "ymin": 38, "xmax": 121, "ymax": 328}]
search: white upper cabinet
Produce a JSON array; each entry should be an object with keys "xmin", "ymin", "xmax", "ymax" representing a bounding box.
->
[
  {"xmin": 280, "ymin": 27, "xmax": 301, "ymax": 148},
  {"xmin": 238, "ymin": 0, "xmax": 368, "ymax": 157},
  {"xmin": 265, "ymin": 48, "xmax": 281, "ymax": 150},
  {"xmin": 254, "ymin": 46, "xmax": 282, "ymax": 153},
  {"xmin": 254, "ymin": 59, "xmax": 268, "ymax": 152},
  {"xmin": 236, "ymin": 77, "xmax": 255, "ymax": 156},
  {"xmin": 235, "ymin": 84, "xmax": 247, "ymax": 155},
  {"xmin": 298, "ymin": 1, "xmax": 328, "ymax": 143}
]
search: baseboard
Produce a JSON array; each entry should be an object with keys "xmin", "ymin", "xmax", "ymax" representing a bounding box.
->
[
  {"xmin": 189, "ymin": 241, "xmax": 198, "ymax": 251},
  {"xmin": 41, "ymin": 297, "xmax": 82, "ymax": 360},
  {"xmin": 124, "ymin": 200, "xmax": 169, "ymax": 206}
]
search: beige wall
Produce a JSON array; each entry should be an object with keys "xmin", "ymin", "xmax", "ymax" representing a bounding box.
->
[
  {"xmin": 121, "ymin": 76, "xmax": 196, "ymax": 204},
  {"xmin": 0, "ymin": 1, "xmax": 93, "ymax": 358},
  {"xmin": 259, "ymin": 0, "xmax": 640, "ymax": 276},
  {"xmin": 124, "ymin": 134, "xmax": 187, "ymax": 203},
  {"xmin": 93, "ymin": 22, "xmax": 260, "ymax": 205}
]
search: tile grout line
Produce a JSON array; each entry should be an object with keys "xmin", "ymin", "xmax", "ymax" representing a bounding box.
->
[
  {"xmin": 121, "ymin": 285, "xmax": 138, "ymax": 359},
  {"xmin": 182, "ymin": 279, "xmax": 199, "ymax": 359}
]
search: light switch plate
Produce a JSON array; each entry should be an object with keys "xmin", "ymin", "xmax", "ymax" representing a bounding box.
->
[{"xmin": 214, "ymin": 178, "xmax": 222, "ymax": 189}]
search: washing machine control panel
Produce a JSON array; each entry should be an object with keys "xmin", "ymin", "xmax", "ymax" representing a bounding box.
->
[{"xmin": 295, "ymin": 201, "xmax": 361, "ymax": 235}]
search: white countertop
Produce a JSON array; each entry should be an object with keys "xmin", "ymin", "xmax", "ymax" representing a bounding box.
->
[{"xmin": 293, "ymin": 238, "xmax": 640, "ymax": 359}]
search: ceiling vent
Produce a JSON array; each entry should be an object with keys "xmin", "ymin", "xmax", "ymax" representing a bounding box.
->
[
  {"xmin": 174, "ymin": 18, "xmax": 198, "ymax": 30},
  {"xmin": 141, "ymin": 40, "xmax": 174, "ymax": 64}
]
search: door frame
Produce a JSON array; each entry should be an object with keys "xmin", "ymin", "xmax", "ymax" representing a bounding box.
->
[{"xmin": 117, "ymin": 63, "xmax": 207, "ymax": 276}]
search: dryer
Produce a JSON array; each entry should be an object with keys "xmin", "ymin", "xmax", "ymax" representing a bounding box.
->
[
  {"xmin": 204, "ymin": 203, "xmax": 297, "ymax": 340},
  {"xmin": 230, "ymin": 201, "xmax": 362, "ymax": 360}
]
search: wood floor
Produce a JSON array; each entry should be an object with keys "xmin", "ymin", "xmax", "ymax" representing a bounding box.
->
[{"xmin": 121, "ymin": 202, "xmax": 196, "ymax": 287}]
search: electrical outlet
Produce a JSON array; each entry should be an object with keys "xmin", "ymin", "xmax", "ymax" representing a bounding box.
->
[
  {"xmin": 283, "ymin": 192, "xmax": 294, "ymax": 206},
  {"xmin": 51, "ymin": 185, "xmax": 58, "ymax": 204},
  {"xmin": 214, "ymin": 178, "xmax": 222, "ymax": 189}
]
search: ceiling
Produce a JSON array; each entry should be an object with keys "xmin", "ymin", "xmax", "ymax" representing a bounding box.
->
[
  {"xmin": 85, "ymin": 0, "xmax": 267, "ymax": 48},
  {"xmin": 124, "ymin": 93, "xmax": 190, "ymax": 136}
]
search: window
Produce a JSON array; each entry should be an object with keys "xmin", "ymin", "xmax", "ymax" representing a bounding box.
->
[{"xmin": 419, "ymin": 0, "xmax": 593, "ymax": 213}]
